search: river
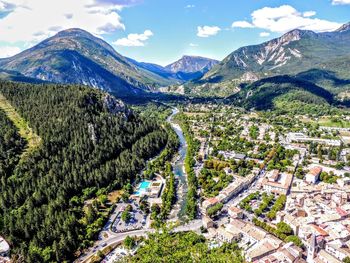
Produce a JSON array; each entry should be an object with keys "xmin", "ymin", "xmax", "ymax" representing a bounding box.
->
[{"xmin": 167, "ymin": 108, "xmax": 188, "ymax": 220}]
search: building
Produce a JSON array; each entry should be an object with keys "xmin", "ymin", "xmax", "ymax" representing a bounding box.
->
[
  {"xmin": 286, "ymin": 133, "xmax": 342, "ymax": 147},
  {"xmin": 218, "ymin": 150, "xmax": 246, "ymax": 161},
  {"xmin": 202, "ymin": 216, "xmax": 215, "ymax": 229},
  {"xmin": 325, "ymin": 240, "xmax": 350, "ymax": 262},
  {"xmin": 217, "ymin": 227, "xmax": 237, "ymax": 243},
  {"xmin": 315, "ymin": 249, "xmax": 342, "ymax": 263},
  {"xmin": 307, "ymin": 233, "xmax": 317, "ymax": 263},
  {"xmin": 202, "ymin": 197, "xmax": 219, "ymax": 210},
  {"xmin": 306, "ymin": 167, "xmax": 322, "ymax": 185},
  {"xmin": 245, "ymin": 236, "xmax": 282, "ymax": 262},
  {"xmin": 256, "ymin": 242, "xmax": 303, "ymax": 263},
  {"xmin": 262, "ymin": 171, "xmax": 293, "ymax": 195},
  {"xmin": 228, "ymin": 205, "xmax": 243, "ymax": 219}
]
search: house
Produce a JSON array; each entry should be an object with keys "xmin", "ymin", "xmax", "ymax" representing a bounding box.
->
[
  {"xmin": 202, "ymin": 197, "xmax": 219, "ymax": 210},
  {"xmin": 315, "ymin": 249, "xmax": 342, "ymax": 263},
  {"xmin": 325, "ymin": 240, "xmax": 350, "ymax": 261},
  {"xmin": 256, "ymin": 242, "xmax": 303, "ymax": 263},
  {"xmin": 245, "ymin": 238, "xmax": 281, "ymax": 262},
  {"xmin": 202, "ymin": 216, "xmax": 215, "ymax": 229},
  {"xmin": 305, "ymin": 167, "xmax": 322, "ymax": 184},
  {"xmin": 262, "ymin": 172, "xmax": 293, "ymax": 195},
  {"xmin": 217, "ymin": 227, "xmax": 236, "ymax": 243},
  {"xmin": 228, "ymin": 205, "xmax": 243, "ymax": 219}
]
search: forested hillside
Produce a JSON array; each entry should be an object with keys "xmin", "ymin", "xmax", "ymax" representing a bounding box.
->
[{"xmin": 0, "ymin": 81, "xmax": 168, "ymax": 262}]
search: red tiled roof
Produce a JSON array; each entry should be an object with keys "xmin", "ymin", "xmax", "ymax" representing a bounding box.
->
[
  {"xmin": 336, "ymin": 207, "xmax": 348, "ymax": 217},
  {"xmin": 308, "ymin": 167, "xmax": 322, "ymax": 177}
]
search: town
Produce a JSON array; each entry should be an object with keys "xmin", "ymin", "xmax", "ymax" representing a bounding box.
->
[{"xmin": 63, "ymin": 103, "xmax": 350, "ymax": 263}]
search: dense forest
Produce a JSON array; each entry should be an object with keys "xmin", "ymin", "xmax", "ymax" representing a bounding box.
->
[
  {"xmin": 0, "ymin": 109, "xmax": 26, "ymax": 180},
  {"xmin": 0, "ymin": 81, "xmax": 168, "ymax": 262}
]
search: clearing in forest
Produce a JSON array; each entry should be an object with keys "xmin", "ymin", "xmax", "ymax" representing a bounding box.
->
[{"xmin": 0, "ymin": 93, "xmax": 41, "ymax": 155}]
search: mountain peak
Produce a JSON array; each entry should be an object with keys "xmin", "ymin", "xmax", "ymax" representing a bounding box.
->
[
  {"xmin": 336, "ymin": 22, "xmax": 350, "ymax": 32},
  {"xmin": 54, "ymin": 28, "xmax": 95, "ymax": 38},
  {"xmin": 166, "ymin": 55, "xmax": 218, "ymax": 73}
]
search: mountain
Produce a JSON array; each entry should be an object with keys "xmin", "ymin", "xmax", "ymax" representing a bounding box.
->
[
  {"xmin": 229, "ymin": 75, "xmax": 335, "ymax": 111},
  {"xmin": 0, "ymin": 28, "xmax": 174, "ymax": 97},
  {"xmin": 165, "ymin": 55, "xmax": 218, "ymax": 81},
  {"xmin": 0, "ymin": 69, "xmax": 47, "ymax": 84},
  {"xmin": 193, "ymin": 23, "xmax": 350, "ymax": 97},
  {"xmin": 127, "ymin": 55, "xmax": 219, "ymax": 83}
]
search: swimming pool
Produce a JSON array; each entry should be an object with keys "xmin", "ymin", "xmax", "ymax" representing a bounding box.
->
[{"xmin": 134, "ymin": 181, "xmax": 151, "ymax": 196}]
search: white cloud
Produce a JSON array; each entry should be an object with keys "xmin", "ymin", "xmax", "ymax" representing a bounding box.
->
[
  {"xmin": 303, "ymin": 11, "xmax": 316, "ymax": 17},
  {"xmin": 185, "ymin": 4, "xmax": 195, "ymax": 8},
  {"xmin": 189, "ymin": 43, "xmax": 198, "ymax": 47},
  {"xmin": 0, "ymin": 46, "xmax": 21, "ymax": 58},
  {"xmin": 259, "ymin": 32, "xmax": 270, "ymax": 37},
  {"xmin": 114, "ymin": 30, "xmax": 153, "ymax": 47},
  {"xmin": 232, "ymin": 5, "xmax": 341, "ymax": 33},
  {"xmin": 0, "ymin": 0, "xmax": 125, "ymax": 44},
  {"xmin": 232, "ymin": 21, "xmax": 254, "ymax": 28},
  {"xmin": 332, "ymin": 0, "xmax": 350, "ymax": 5},
  {"xmin": 197, "ymin": 26, "xmax": 221, "ymax": 37}
]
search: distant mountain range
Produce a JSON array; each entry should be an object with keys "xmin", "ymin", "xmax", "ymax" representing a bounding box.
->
[
  {"xmin": 188, "ymin": 22, "xmax": 350, "ymax": 97},
  {"xmin": 128, "ymin": 55, "xmax": 218, "ymax": 82},
  {"xmin": 0, "ymin": 28, "xmax": 216, "ymax": 98},
  {"xmin": 1, "ymin": 24, "xmax": 350, "ymax": 107}
]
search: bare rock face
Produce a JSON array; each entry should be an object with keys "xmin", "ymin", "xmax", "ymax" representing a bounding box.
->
[{"xmin": 103, "ymin": 94, "xmax": 131, "ymax": 118}]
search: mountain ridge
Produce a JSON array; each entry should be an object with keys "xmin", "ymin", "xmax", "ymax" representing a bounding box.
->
[{"xmin": 191, "ymin": 22, "xmax": 350, "ymax": 97}]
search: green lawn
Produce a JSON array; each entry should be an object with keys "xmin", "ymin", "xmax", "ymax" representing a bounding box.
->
[
  {"xmin": 318, "ymin": 118, "xmax": 350, "ymax": 128},
  {"xmin": 0, "ymin": 93, "xmax": 41, "ymax": 155}
]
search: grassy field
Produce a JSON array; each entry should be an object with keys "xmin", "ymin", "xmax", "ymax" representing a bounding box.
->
[
  {"xmin": 318, "ymin": 117, "xmax": 350, "ymax": 128},
  {"xmin": 0, "ymin": 93, "xmax": 41, "ymax": 155}
]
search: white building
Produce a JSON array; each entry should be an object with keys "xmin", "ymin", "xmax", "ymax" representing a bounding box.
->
[{"xmin": 305, "ymin": 167, "xmax": 322, "ymax": 184}]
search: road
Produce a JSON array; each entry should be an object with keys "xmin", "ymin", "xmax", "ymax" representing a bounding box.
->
[{"xmin": 76, "ymin": 219, "xmax": 203, "ymax": 263}]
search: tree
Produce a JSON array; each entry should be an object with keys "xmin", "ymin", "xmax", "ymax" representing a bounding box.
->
[
  {"xmin": 277, "ymin": 222, "xmax": 293, "ymax": 235},
  {"xmin": 285, "ymin": 235, "xmax": 303, "ymax": 248},
  {"xmin": 124, "ymin": 236, "xmax": 136, "ymax": 250}
]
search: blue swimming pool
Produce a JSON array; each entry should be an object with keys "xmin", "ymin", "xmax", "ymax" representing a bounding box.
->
[
  {"xmin": 139, "ymin": 181, "xmax": 151, "ymax": 190},
  {"xmin": 134, "ymin": 181, "xmax": 151, "ymax": 196}
]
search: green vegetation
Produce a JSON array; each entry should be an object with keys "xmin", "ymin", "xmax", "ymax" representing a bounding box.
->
[
  {"xmin": 320, "ymin": 171, "xmax": 339, "ymax": 184},
  {"xmin": 254, "ymin": 193, "xmax": 274, "ymax": 217},
  {"xmin": 123, "ymin": 236, "xmax": 136, "ymax": 250},
  {"xmin": 176, "ymin": 113, "xmax": 200, "ymax": 220},
  {"xmin": 0, "ymin": 93, "xmax": 41, "ymax": 154},
  {"xmin": 122, "ymin": 205, "xmax": 132, "ymax": 223},
  {"xmin": 239, "ymin": 192, "xmax": 260, "ymax": 212},
  {"xmin": 124, "ymin": 230, "xmax": 243, "ymax": 263},
  {"xmin": 216, "ymin": 136, "xmax": 254, "ymax": 154},
  {"xmin": 160, "ymin": 162, "xmax": 176, "ymax": 219},
  {"xmin": 249, "ymin": 125, "xmax": 259, "ymax": 140},
  {"xmin": 198, "ymin": 160, "xmax": 233, "ymax": 197},
  {"xmin": 0, "ymin": 108, "xmax": 26, "ymax": 178},
  {"xmin": 143, "ymin": 124, "xmax": 179, "ymax": 179},
  {"xmin": 207, "ymin": 203, "xmax": 223, "ymax": 218},
  {"xmin": 0, "ymin": 81, "xmax": 168, "ymax": 262},
  {"xmin": 265, "ymin": 145, "xmax": 297, "ymax": 171},
  {"xmin": 266, "ymin": 195, "xmax": 287, "ymax": 220},
  {"xmin": 253, "ymin": 218, "xmax": 302, "ymax": 248}
]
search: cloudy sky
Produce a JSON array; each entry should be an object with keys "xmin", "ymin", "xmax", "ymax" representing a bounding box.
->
[{"xmin": 0, "ymin": 0, "xmax": 349, "ymax": 65}]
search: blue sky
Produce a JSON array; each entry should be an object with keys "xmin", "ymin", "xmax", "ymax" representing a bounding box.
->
[{"xmin": 0, "ymin": 0, "xmax": 349, "ymax": 65}]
